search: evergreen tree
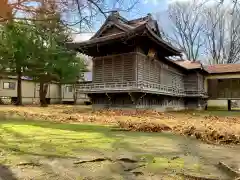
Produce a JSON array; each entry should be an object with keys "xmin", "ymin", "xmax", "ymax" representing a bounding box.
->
[
  {"xmin": 28, "ymin": 4, "xmax": 86, "ymax": 107},
  {"xmin": 0, "ymin": 22, "xmax": 37, "ymax": 105},
  {"xmin": 0, "ymin": 1, "xmax": 86, "ymax": 107}
]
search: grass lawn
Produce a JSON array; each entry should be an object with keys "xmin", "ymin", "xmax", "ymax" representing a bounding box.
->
[{"xmin": 0, "ymin": 118, "xmax": 239, "ymax": 180}]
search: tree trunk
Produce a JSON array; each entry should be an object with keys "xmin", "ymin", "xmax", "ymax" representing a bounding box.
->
[
  {"xmin": 58, "ymin": 83, "xmax": 62, "ymax": 104},
  {"xmin": 39, "ymin": 81, "xmax": 48, "ymax": 107},
  {"xmin": 15, "ymin": 69, "xmax": 22, "ymax": 106},
  {"xmin": 73, "ymin": 84, "xmax": 77, "ymax": 104},
  {"xmin": 228, "ymin": 100, "xmax": 232, "ymax": 111}
]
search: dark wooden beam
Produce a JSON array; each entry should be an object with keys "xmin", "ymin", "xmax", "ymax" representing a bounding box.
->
[{"xmin": 228, "ymin": 100, "xmax": 231, "ymax": 111}]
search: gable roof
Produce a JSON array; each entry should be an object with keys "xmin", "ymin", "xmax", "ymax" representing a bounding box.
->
[
  {"xmin": 204, "ymin": 64, "xmax": 240, "ymax": 74},
  {"xmin": 91, "ymin": 12, "xmax": 159, "ymax": 39},
  {"xmin": 67, "ymin": 12, "xmax": 181, "ymax": 56}
]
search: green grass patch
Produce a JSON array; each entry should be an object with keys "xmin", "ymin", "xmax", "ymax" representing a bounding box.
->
[
  {"xmin": 204, "ymin": 110, "xmax": 240, "ymax": 116},
  {"xmin": 0, "ymin": 119, "xmax": 117, "ymax": 164},
  {"xmin": 149, "ymin": 157, "xmax": 184, "ymax": 169}
]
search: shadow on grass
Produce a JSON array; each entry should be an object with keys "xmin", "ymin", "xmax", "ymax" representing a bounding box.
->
[
  {"xmin": 0, "ymin": 164, "xmax": 17, "ymax": 180},
  {"xmin": 0, "ymin": 118, "xmax": 185, "ymax": 138},
  {"xmin": 0, "ymin": 118, "xmax": 191, "ymax": 160},
  {"xmin": 0, "ymin": 118, "xmax": 227, "ymax": 161},
  {"xmin": 0, "ymin": 117, "xmax": 190, "ymax": 153},
  {"xmin": 0, "ymin": 118, "xmax": 148, "ymax": 158},
  {"xmin": 0, "ymin": 119, "xmax": 108, "ymax": 159}
]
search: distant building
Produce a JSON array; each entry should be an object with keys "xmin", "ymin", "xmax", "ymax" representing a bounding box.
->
[{"xmin": 0, "ymin": 72, "xmax": 91, "ymax": 105}]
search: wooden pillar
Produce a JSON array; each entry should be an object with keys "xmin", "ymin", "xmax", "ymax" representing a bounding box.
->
[
  {"xmin": 205, "ymin": 103, "xmax": 208, "ymax": 110},
  {"xmin": 228, "ymin": 100, "xmax": 231, "ymax": 111}
]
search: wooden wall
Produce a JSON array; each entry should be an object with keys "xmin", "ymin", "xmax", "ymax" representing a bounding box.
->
[
  {"xmin": 208, "ymin": 78, "xmax": 240, "ymax": 99},
  {"xmin": 197, "ymin": 73, "xmax": 204, "ymax": 92},
  {"xmin": 184, "ymin": 73, "xmax": 198, "ymax": 92},
  {"xmin": 136, "ymin": 52, "xmax": 185, "ymax": 90},
  {"xmin": 184, "ymin": 72, "xmax": 204, "ymax": 93},
  {"xmin": 91, "ymin": 50, "xmax": 205, "ymax": 98},
  {"xmin": 135, "ymin": 46, "xmax": 205, "ymax": 95},
  {"xmin": 92, "ymin": 52, "xmax": 136, "ymax": 83},
  {"xmin": 136, "ymin": 53, "xmax": 160, "ymax": 83}
]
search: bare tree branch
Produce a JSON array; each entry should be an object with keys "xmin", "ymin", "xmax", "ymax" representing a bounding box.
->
[
  {"xmin": 0, "ymin": 0, "xmax": 140, "ymax": 32},
  {"xmin": 156, "ymin": 0, "xmax": 205, "ymax": 61},
  {"xmin": 204, "ymin": 3, "xmax": 240, "ymax": 64}
]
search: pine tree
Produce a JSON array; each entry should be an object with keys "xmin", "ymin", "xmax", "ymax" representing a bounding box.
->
[
  {"xmin": 0, "ymin": 22, "xmax": 37, "ymax": 105},
  {"xmin": 28, "ymin": 2, "xmax": 86, "ymax": 107}
]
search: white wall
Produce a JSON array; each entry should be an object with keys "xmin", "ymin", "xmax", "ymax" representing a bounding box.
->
[
  {"xmin": 0, "ymin": 78, "xmax": 90, "ymax": 104},
  {"xmin": 207, "ymin": 100, "xmax": 227, "ymax": 108}
]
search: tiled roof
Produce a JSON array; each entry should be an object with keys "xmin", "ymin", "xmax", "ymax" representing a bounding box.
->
[
  {"xmin": 67, "ymin": 12, "xmax": 181, "ymax": 56},
  {"xmin": 127, "ymin": 16, "xmax": 150, "ymax": 27},
  {"xmin": 204, "ymin": 64, "xmax": 240, "ymax": 74},
  {"xmin": 172, "ymin": 60, "xmax": 202, "ymax": 70}
]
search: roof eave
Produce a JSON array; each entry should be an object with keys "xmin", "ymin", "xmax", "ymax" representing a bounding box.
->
[
  {"xmin": 145, "ymin": 25, "xmax": 182, "ymax": 56},
  {"xmin": 66, "ymin": 24, "xmax": 147, "ymax": 52},
  {"xmin": 67, "ymin": 24, "xmax": 182, "ymax": 57}
]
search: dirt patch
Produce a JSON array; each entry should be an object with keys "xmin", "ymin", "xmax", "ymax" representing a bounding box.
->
[{"xmin": 0, "ymin": 165, "xmax": 18, "ymax": 180}]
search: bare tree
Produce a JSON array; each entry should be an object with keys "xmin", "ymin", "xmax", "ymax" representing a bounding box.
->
[
  {"xmin": 203, "ymin": 5, "xmax": 226, "ymax": 64},
  {"xmin": 156, "ymin": 0, "xmax": 206, "ymax": 61},
  {"xmin": 0, "ymin": 0, "xmax": 140, "ymax": 32},
  {"xmin": 204, "ymin": 3, "xmax": 240, "ymax": 64}
]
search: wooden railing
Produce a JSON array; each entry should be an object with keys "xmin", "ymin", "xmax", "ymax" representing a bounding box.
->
[{"xmin": 76, "ymin": 81, "xmax": 208, "ymax": 97}]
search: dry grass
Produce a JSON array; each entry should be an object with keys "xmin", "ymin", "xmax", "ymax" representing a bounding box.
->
[
  {"xmin": 0, "ymin": 105, "xmax": 240, "ymax": 145},
  {"xmin": 115, "ymin": 110, "xmax": 240, "ymax": 145}
]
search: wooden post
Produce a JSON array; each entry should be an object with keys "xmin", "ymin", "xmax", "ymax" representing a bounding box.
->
[
  {"xmin": 205, "ymin": 103, "xmax": 208, "ymax": 110},
  {"xmin": 73, "ymin": 84, "xmax": 77, "ymax": 105},
  {"xmin": 228, "ymin": 100, "xmax": 231, "ymax": 111},
  {"xmin": 106, "ymin": 93, "xmax": 112, "ymax": 106}
]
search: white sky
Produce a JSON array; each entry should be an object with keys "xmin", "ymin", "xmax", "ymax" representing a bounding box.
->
[{"xmin": 73, "ymin": 33, "xmax": 94, "ymax": 42}]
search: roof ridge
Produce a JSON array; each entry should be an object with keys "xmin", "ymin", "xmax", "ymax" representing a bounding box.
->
[{"xmin": 128, "ymin": 16, "xmax": 148, "ymax": 23}]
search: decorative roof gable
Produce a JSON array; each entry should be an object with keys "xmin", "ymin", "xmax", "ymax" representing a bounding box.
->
[
  {"xmin": 91, "ymin": 11, "xmax": 160, "ymax": 40},
  {"xmin": 90, "ymin": 11, "xmax": 130, "ymax": 39},
  {"xmin": 67, "ymin": 12, "xmax": 182, "ymax": 57}
]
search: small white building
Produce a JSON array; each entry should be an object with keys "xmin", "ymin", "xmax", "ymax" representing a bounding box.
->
[{"xmin": 0, "ymin": 73, "xmax": 91, "ymax": 105}]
